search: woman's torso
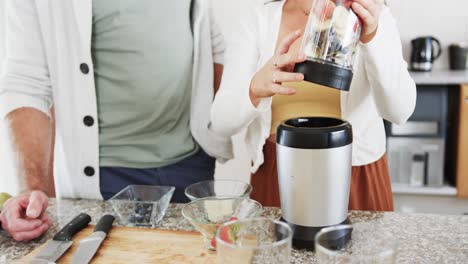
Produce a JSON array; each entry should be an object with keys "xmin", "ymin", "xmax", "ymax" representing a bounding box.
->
[
  {"xmin": 252, "ymin": 0, "xmax": 387, "ymax": 167},
  {"xmin": 270, "ymin": 0, "xmax": 341, "ymax": 135}
]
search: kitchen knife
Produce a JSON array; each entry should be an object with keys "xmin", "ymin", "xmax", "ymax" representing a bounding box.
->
[
  {"xmin": 30, "ymin": 213, "xmax": 91, "ymax": 264},
  {"xmin": 70, "ymin": 214, "xmax": 115, "ymax": 264}
]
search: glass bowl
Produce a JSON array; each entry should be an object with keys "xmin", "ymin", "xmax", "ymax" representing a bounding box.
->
[
  {"xmin": 184, "ymin": 180, "xmax": 253, "ymax": 201},
  {"xmin": 315, "ymin": 224, "xmax": 398, "ymax": 264},
  {"xmin": 216, "ymin": 218, "xmax": 293, "ymax": 264},
  {"xmin": 109, "ymin": 185, "xmax": 175, "ymax": 227},
  {"xmin": 181, "ymin": 197, "xmax": 263, "ymax": 250}
]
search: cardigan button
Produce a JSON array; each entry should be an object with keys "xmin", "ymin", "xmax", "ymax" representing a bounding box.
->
[
  {"xmin": 84, "ymin": 166, "xmax": 95, "ymax": 177},
  {"xmin": 80, "ymin": 63, "xmax": 90, "ymax": 74},
  {"xmin": 83, "ymin": 116, "xmax": 94, "ymax": 127}
]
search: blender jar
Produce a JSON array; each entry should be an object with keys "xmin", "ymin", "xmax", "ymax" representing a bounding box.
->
[{"xmin": 294, "ymin": 0, "xmax": 362, "ymax": 91}]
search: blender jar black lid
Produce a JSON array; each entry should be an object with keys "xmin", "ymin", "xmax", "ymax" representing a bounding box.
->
[
  {"xmin": 294, "ymin": 60, "xmax": 353, "ymax": 91},
  {"xmin": 277, "ymin": 117, "xmax": 353, "ymax": 149}
]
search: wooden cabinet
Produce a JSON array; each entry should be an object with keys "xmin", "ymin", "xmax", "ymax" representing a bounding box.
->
[{"xmin": 457, "ymin": 85, "xmax": 468, "ymax": 198}]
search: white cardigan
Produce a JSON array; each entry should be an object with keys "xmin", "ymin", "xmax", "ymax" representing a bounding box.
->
[
  {"xmin": 211, "ymin": 0, "xmax": 416, "ymax": 172},
  {"xmin": 0, "ymin": 0, "xmax": 233, "ymax": 199}
]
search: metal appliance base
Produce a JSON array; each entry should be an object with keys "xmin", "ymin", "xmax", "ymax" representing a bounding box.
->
[{"xmin": 281, "ymin": 217, "xmax": 352, "ymax": 250}]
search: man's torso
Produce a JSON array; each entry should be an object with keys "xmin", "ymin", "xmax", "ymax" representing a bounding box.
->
[{"xmin": 92, "ymin": 0, "xmax": 198, "ymax": 169}]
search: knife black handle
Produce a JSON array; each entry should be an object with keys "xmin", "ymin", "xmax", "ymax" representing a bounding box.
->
[
  {"xmin": 94, "ymin": 215, "xmax": 115, "ymax": 234},
  {"xmin": 53, "ymin": 213, "xmax": 91, "ymax": 241}
]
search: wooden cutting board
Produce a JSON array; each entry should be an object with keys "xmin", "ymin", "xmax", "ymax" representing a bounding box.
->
[{"xmin": 20, "ymin": 226, "xmax": 216, "ymax": 264}]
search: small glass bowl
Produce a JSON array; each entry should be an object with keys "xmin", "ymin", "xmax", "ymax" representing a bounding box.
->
[
  {"xmin": 216, "ymin": 218, "xmax": 293, "ymax": 264},
  {"xmin": 109, "ymin": 185, "xmax": 175, "ymax": 227},
  {"xmin": 315, "ymin": 224, "xmax": 398, "ymax": 264},
  {"xmin": 184, "ymin": 180, "xmax": 253, "ymax": 201},
  {"xmin": 181, "ymin": 197, "xmax": 263, "ymax": 250}
]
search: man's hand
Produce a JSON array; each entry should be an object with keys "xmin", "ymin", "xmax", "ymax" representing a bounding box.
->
[
  {"xmin": 0, "ymin": 191, "xmax": 51, "ymax": 241},
  {"xmin": 3, "ymin": 108, "xmax": 54, "ymax": 241}
]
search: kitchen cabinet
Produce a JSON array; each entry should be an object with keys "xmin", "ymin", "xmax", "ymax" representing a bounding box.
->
[
  {"xmin": 456, "ymin": 84, "xmax": 468, "ymax": 198},
  {"xmin": 389, "ymin": 72, "xmax": 468, "ymax": 214}
]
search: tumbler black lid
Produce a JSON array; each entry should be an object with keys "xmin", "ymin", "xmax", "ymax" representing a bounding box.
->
[
  {"xmin": 294, "ymin": 60, "xmax": 353, "ymax": 91},
  {"xmin": 277, "ymin": 117, "xmax": 353, "ymax": 149}
]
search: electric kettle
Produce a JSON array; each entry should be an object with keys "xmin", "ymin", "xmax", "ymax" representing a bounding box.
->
[{"xmin": 410, "ymin": 36, "xmax": 442, "ymax": 72}]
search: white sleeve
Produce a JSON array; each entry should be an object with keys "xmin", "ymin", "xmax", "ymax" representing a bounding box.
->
[
  {"xmin": 0, "ymin": 0, "xmax": 53, "ymax": 119},
  {"xmin": 209, "ymin": 0, "xmax": 225, "ymax": 65},
  {"xmin": 360, "ymin": 6, "xmax": 416, "ymax": 125},
  {"xmin": 210, "ymin": 3, "xmax": 271, "ymax": 137}
]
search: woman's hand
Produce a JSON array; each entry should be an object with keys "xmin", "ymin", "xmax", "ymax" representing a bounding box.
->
[
  {"xmin": 351, "ymin": 0, "xmax": 385, "ymax": 44},
  {"xmin": 249, "ymin": 30, "xmax": 306, "ymax": 107}
]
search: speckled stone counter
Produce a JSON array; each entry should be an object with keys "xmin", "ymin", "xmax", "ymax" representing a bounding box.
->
[{"xmin": 1, "ymin": 199, "xmax": 467, "ymax": 263}]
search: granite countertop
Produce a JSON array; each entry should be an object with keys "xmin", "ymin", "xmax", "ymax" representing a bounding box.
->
[
  {"xmin": 1, "ymin": 199, "xmax": 468, "ymax": 263},
  {"xmin": 410, "ymin": 69, "xmax": 468, "ymax": 85}
]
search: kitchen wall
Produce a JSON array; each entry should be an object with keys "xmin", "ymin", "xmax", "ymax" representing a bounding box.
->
[
  {"xmin": 214, "ymin": 0, "xmax": 468, "ymax": 71},
  {"xmin": 0, "ymin": 0, "xmax": 4, "ymax": 63},
  {"xmin": 387, "ymin": 0, "xmax": 468, "ymax": 70}
]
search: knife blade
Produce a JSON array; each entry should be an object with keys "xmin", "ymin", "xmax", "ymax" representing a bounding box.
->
[
  {"xmin": 70, "ymin": 214, "xmax": 115, "ymax": 264},
  {"xmin": 30, "ymin": 213, "xmax": 91, "ymax": 264}
]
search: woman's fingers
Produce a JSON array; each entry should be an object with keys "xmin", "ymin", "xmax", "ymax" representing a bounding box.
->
[
  {"xmin": 353, "ymin": 0, "xmax": 378, "ymax": 17},
  {"xmin": 270, "ymin": 84, "xmax": 297, "ymax": 95},
  {"xmin": 353, "ymin": 0, "xmax": 376, "ymax": 10},
  {"xmin": 272, "ymin": 71, "xmax": 304, "ymax": 83},
  {"xmin": 275, "ymin": 53, "xmax": 307, "ymax": 69},
  {"xmin": 352, "ymin": 0, "xmax": 383, "ymax": 43},
  {"xmin": 251, "ymin": 29, "xmax": 305, "ymax": 103},
  {"xmin": 275, "ymin": 30, "xmax": 302, "ymax": 56},
  {"xmin": 352, "ymin": 2, "xmax": 374, "ymax": 26}
]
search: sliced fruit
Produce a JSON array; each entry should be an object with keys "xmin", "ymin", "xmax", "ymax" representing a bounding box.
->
[
  {"xmin": 332, "ymin": 6, "xmax": 350, "ymax": 37},
  {"xmin": 218, "ymin": 225, "xmax": 233, "ymax": 244},
  {"xmin": 211, "ymin": 217, "xmax": 239, "ymax": 249},
  {"xmin": 0, "ymin": 192, "xmax": 12, "ymax": 211},
  {"xmin": 310, "ymin": 15, "xmax": 332, "ymax": 32},
  {"xmin": 211, "ymin": 236, "xmax": 217, "ymax": 248},
  {"xmin": 219, "ymin": 218, "xmax": 240, "ymax": 245}
]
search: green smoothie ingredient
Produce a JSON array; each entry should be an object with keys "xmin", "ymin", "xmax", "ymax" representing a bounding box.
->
[{"xmin": 0, "ymin": 192, "xmax": 12, "ymax": 211}]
